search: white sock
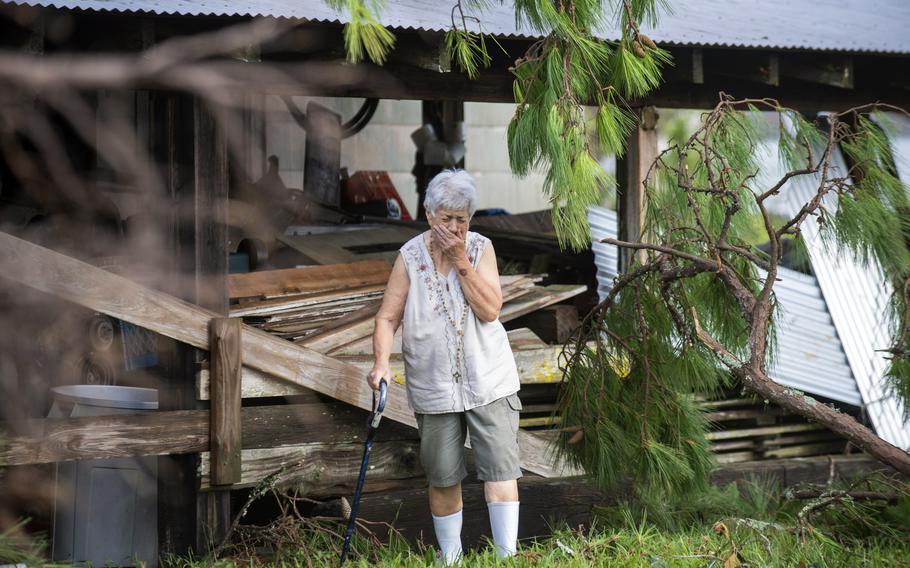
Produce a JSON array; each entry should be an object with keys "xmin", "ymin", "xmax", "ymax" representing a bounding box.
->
[
  {"xmin": 432, "ymin": 509, "xmax": 463, "ymax": 565},
  {"xmin": 487, "ymin": 501, "xmax": 520, "ymax": 557}
]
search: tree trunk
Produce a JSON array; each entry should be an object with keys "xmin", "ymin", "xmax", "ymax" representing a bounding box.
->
[{"xmin": 734, "ymin": 363, "xmax": 910, "ymax": 476}]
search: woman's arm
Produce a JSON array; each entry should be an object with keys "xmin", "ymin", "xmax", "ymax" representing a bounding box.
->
[
  {"xmin": 368, "ymin": 253, "xmax": 408, "ymax": 390},
  {"xmin": 434, "ymin": 225, "xmax": 502, "ymax": 322},
  {"xmin": 455, "ymin": 242, "xmax": 502, "ymax": 322}
]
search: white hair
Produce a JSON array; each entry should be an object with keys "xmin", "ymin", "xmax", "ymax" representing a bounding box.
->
[{"xmin": 424, "ymin": 169, "xmax": 478, "ymax": 218}]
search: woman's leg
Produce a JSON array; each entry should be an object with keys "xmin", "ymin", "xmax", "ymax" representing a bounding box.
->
[
  {"xmin": 417, "ymin": 412, "xmax": 468, "ymax": 564},
  {"xmin": 429, "ymin": 482, "xmax": 464, "ymax": 565},
  {"xmin": 483, "ymin": 479, "xmax": 518, "ymax": 503},
  {"xmin": 484, "ymin": 480, "xmax": 520, "ymax": 557},
  {"xmin": 429, "ymin": 482, "xmax": 464, "ymax": 516},
  {"xmin": 465, "ymin": 394, "xmax": 523, "ymax": 557}
]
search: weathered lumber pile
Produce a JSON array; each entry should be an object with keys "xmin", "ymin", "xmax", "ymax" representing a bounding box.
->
[
  {"xmin": 0, "ymin": 230, "xmax": 587, "ymax": 489},
  {"xmin": 224, "ymin": 258, "xmax": 585, "ymax": 382},
  {"xmin": 228, "ymin": 260, "xmax": 392, "ymax": 341},
  {"xmin": 224, "ymin": 239, "xmax": 588, "ymax": 443},
  {"xmin": 697, "ymin": 394, "xmax": 854, "ymax": 464},
  {"xmin": 249, "ymin": 242, "xmax": 590, "ymax": 473}
]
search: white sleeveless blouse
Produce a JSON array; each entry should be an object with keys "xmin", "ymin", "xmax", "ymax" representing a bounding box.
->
[{"xmin": 399, "ymin": 230, "xmax": 521, "ymax": 414}]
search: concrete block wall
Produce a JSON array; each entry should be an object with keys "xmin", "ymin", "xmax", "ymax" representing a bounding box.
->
[
  {"xmin": 464, "ymin": 102, "xmax": 551, "ymax": 213},
  {"xmin": 262, "ymin": 97, "xmax": 551, "ymax": 216}
]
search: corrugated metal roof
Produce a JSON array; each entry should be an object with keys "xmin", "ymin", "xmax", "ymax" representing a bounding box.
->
[
  {"xmin": 5, "ymin": 0, "xmax": 910, "ymax": 54},
  {"xmin": 586, "ymin": 205, "xmax": 862, "ymax": 407}
]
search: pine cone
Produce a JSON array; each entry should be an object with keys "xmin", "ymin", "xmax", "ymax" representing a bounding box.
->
[
  {"xmin": 639, "ymin": 34, "xmax": 657, "ymax": 50},
  {"xmin": 631, "ymin": 40, "xmax": 646, "ymax": 59}
]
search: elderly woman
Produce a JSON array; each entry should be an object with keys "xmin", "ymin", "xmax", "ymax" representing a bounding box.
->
[{"xmin": 367, "ymin": 169, "xmax": 522, "ymax": 564}]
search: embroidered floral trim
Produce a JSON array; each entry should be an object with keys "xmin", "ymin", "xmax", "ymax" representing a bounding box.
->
[
  {"xmin": 402, "ymin": 232, "xmax": 489, "ymax": 317},
  {"xmin": 403, "ymin": 238, "xmax": 443, "ymax": 315}
]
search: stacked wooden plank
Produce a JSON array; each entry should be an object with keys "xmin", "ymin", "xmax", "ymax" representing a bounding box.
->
[
  {"xmin": 228, "ymin": 260, "xmax": 586, "ymax": 357},
  {"xmin": 697, "ymin": 395, "xmax": 852, "ymax": 464},
  {"xmin": 229, "ymin": 260, "xmax": 392, "ymax": 341},
  {"xmin": 277, "ymin": 225, "xmax": 422, "ymax": 266}
]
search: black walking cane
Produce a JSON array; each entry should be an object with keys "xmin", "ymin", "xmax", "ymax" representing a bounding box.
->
[{"xmin": 340, "ymin": 378, "xmax": 388, "ymax": 565}]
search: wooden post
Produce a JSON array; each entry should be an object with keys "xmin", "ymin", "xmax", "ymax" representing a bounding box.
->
[
  {"xmin": 242, "ymin": 93, "xmax": 267, "ymax": 183},
  {"xmin": 149, "ymin": 92, "xmax": 231, "ymax": 555},
  {"xmin": 149, "ymin": 90, "xmax": 199, "ymax": 559},
  {"xmin": 303, "ymin": 102, "xmax": 343, "ymax": 206},
  {"xmin": 209, "ymin": 318, "xmax": 242, "ymax": 485},
  {"xmin": 192, "ymin": 98, "xmax": 232, "ymax": 550},
  {"xmin": 193, "ymin": 100, "xmax": 229, "ymax": 311},
  {"xmin": 615, "ymin": 106, "xmax": 659, "ymax": 272}
]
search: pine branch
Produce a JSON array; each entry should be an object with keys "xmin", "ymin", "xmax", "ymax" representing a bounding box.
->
[
  {"xmin": 508, "ymin": 0, "xmax": 671, "ymax": 251},
  {"xmin": 558, "ymin": 94, "xmax": 910, "ymax": 497},
  {"xmin": 326, "ymin": 0, "xmax": 396, "ymax": 64}
]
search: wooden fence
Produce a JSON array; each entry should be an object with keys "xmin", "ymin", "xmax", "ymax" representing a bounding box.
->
[{"xmin": 0, "ymin": 230, "xmax": 579, "ymax": 498}]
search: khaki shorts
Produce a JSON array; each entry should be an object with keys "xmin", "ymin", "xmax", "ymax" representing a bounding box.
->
[{"xmin": 415, "ymin": 392, "xmax": 523, "ymax": 486}]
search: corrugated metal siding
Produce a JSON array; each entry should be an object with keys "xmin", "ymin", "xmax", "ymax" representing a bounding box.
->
[
  {"xmin": 763, "ymin": 134, "xmax": 910, "ymax": 449},
  {"xmin": 587, "ymin": 205, "xmax": 863, "ymax": 407},
  {"xmin": 767, "ymin": 268, "xmax": 862, "ymax": 406},
  {"xmin": 587, "ymin": 206, "xmax": 620, "ymax": 302},
  {"xmin": 5, "ymin": 0, "xmax": 910, "ymax": 54}
]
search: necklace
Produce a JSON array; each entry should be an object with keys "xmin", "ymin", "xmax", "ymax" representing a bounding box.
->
[{"xmin": 428, "ymin": 235, "xmax": 470, "ymax": 383}]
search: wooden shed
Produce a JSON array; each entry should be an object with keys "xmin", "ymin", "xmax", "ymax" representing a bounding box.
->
[{"xmin": 0, "ymin": 0, "xmax": 908, "ymax": 562}]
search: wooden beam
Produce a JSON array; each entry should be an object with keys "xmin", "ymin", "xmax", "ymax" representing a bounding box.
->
[
  {"xmin": 193, "ymin": 99, "xmax": 230, "ymax": 311},
  {"xmin": 210, "ymin": 317, "xmax": 242, "ymax": 486},
  {"xmin": 498, "ymin": 284, "xmax": 587, "ymax": 322},
  {"xmin": 708, "ymin": 454, "xmax": 886, "ymax": 488},
  {"xmin": 0, "ymin": 232, "xmax": 569, "ymax": 477},
  {"xmin": 302, "ymin": 101, "xmax": 343, "ymax": 206},
  {"xmin": 228, "ymin": 259, "xmax": 392, "ymax": 301},
  {"xmin": 198, "ymin": 440, "xmax": 423, "ymax": 491},
  {"xmin": 197, "ymin": 343, "xmax": 569, "ymax": 399},
  {"xmin": 705, "ymin": 422, "xmax": 824, "ymax": 441},
  {"xmin": 764, "ymin": 441, "xmax": 848, "ymax": 459},
  {"xmin": 1, "ymin": 410, "xmax": 207, "ymax": 466},
  {"xmin": 767, "ymin": 54, "xmax": 781, "ymax": 88},
  {"xmin": 0, "ymin": 402, "xmax": 419, "ymax": 466},
  {"xmin": 616, "ymin": 106, "xmax": 659, "ymax": 272},
  {"xmin": 506, "ymin": 304, "xmax": 579, "ymax": 344},
  {"xmin": 709, "ymin": 51, "xmax": 780, "ymax": 87},
  {"xmin": 149, "ymin": 90, "xmax": 197, "ymax": 558},
  {"xmin": 671, "ymin": 47, "xmax": 703, "ymax": 85},
  {"xmin": 781, "ymin": 54, "xmax": 854, "ymax": 89}
]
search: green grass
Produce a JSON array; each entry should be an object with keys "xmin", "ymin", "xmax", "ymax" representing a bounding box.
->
[
  {"xmin": 161, "ymin": 475, "xmax": 910, "ymax": 567},
  {"xmin": 164, "ymin": 517, "xmax": 910, "ymax": 567},
  {"xmin": 0, "ymin": 520, "xmax": 47, "ymax": 566},
  {"xmin": 8, "ymin": 475, "xmax": 909, "ymax": 567}
]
